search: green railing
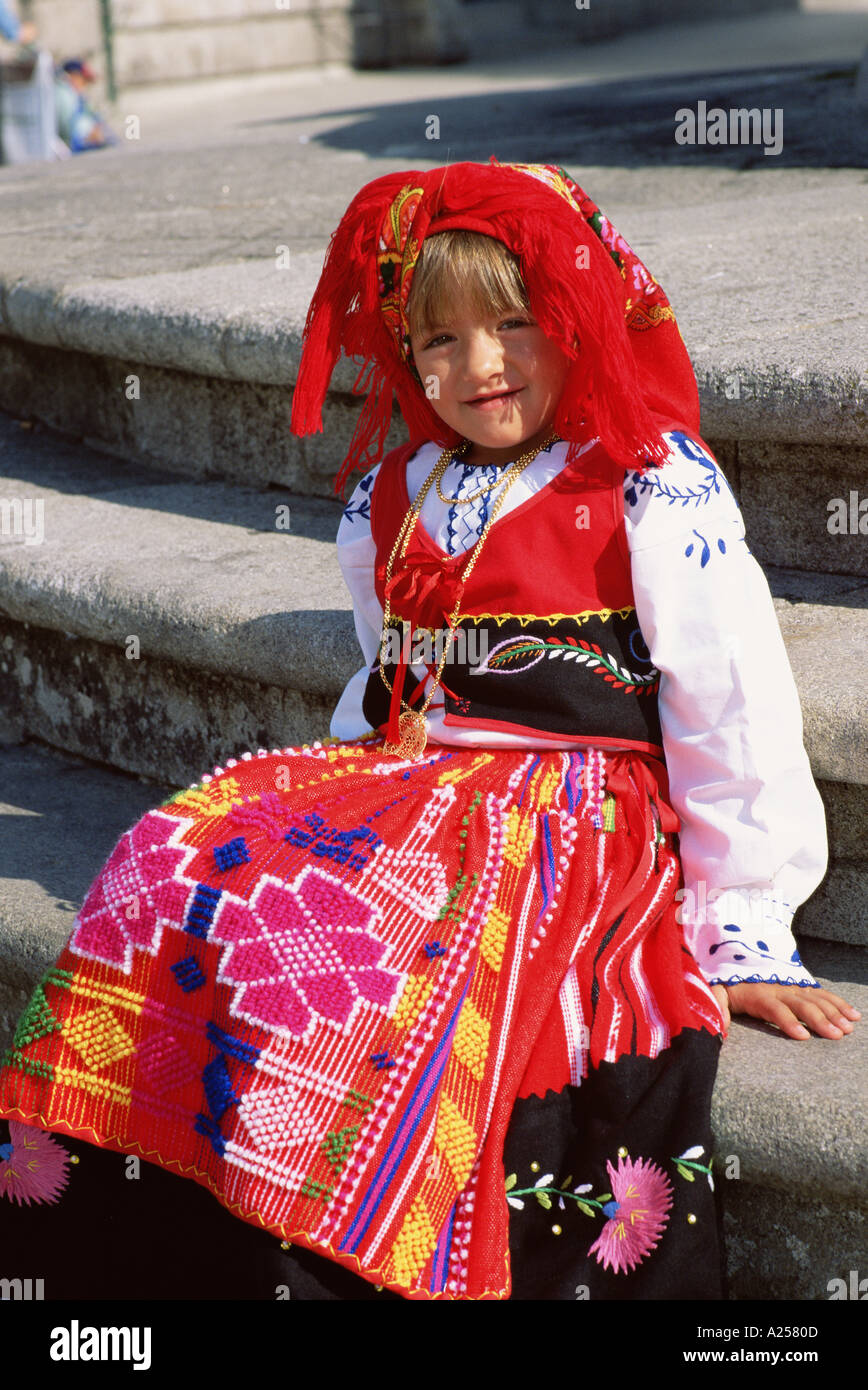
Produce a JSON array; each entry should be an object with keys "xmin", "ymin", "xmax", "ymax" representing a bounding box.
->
[{"xmin": 99, "ymin": 0, "xmax": 116, "ymax": 103}]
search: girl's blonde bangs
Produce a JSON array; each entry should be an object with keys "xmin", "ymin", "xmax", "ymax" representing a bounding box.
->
[{"xmin": 407, "ymin": 230, "xmax": 530, "ymax": 338}]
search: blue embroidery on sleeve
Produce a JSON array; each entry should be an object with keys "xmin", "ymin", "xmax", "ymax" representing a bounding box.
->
[
  {"xmin": 684, "ymin": 530, "xmax": 730, "ymax": 566},
  {"xmin": 623, "ymin": 432, "xmax": 737, "ymax": 512},
  {"xmin": 342, "ymin": 471, "xmax": 376, "ymax": 523},
  {"xmin": 623, "ymin": 434, "xmax": 749, "ymax": 566}
]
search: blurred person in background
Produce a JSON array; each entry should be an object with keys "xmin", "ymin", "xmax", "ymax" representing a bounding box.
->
[
  {"xmin": 0, "ymin": 1, "xmax": 60, "ymax": 164},
  {"xmin": 54, "ymin": 57, "xmax": 118, "ymax": 153}
]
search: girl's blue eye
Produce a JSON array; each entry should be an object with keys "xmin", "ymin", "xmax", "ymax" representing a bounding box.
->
[
  {"xmin": 421, "ymin": 318, "xmax": 532, "ymax": 348},
  {"xmin": 419, "ymin": 331, "xmax": 450, "ymax": 349}
]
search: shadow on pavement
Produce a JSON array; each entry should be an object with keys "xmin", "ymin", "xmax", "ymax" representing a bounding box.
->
[{"xmin": 240, "ymin": 63, "xmax": 866, "ymax": 170}]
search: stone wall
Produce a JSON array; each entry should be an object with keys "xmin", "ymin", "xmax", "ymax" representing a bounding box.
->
[{"xmin": 16, "ymin": 0, "xmax": 468, "ymax": 91}]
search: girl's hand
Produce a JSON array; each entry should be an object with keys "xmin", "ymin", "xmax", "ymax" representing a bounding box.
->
[{"xmin": 711, "ymin": 982, "xmax": 860, "ymax": 1040}]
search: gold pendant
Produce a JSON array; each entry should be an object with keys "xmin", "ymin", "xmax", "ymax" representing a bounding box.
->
[{"xmin": 382, "ymin": 709, "xmax": 428, "ymax": 760}]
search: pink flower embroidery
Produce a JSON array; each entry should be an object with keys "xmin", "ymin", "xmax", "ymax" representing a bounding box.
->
[
  {"xmin": 0, "ymin": 1122, "xmax": 71, "ymax": 1206},
  {"xmin": 70, "ymin": 812, "xmax": 193, "ymax": 972},
  {"xmin": 211, "ymin": 867, "xmax": 404, "ymax": 1040},
  {"xmin": 588, "ymin": 1156, "xmax": 673, "ymax": 1274}
]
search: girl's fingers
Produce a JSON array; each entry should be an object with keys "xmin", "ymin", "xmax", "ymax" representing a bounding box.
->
[
  {"xmin": 798, "ymin": 989, "xmax": 860, "ymax": 1033},
  {"xmin": 813, "ymin": 989, "xmax": 861, "ymax": 1021},
  {"xmin": 809, "ymin": 993, "xmax": 857, "ymax": 1030},
  {"xmin": 758, "ymin": 996, "xmax": 815, "ymax": 1040},
  {"xmin": 787, "ymin": 997, "xmax": 845, "ymax": 1039},
  {"xmin": 727, "ymin": 987, "xmax": 804, "ymax": 1037},
  {"xmin": 727, "ymin": 984, "xmax": 860, "ymax": 1040}
]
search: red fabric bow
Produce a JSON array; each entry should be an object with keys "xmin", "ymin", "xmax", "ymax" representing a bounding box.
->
[{"xmin": 381, "ymin": 550, "xmax": 466, "ymax": 630}]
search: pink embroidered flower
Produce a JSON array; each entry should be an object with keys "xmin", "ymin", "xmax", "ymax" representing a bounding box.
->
[
  {"xmin": 0, "ymin": 1122, "xmax": 71, "ymax": 1206},
  {"xmin": 211, "ymin": 867, "xmax": 404, "ymax": 1040},
  {"xmin": 588, "ymin": 1156, "xmax": 672, "ymax": 1274},
  {"xmin": 70, "ymin": 812, "xmax": 193, "ymax": 972}
]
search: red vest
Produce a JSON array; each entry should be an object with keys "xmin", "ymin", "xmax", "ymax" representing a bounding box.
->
[{"xmin": 363, "ymin": 441, "xmax": 663, "ymax": 755}]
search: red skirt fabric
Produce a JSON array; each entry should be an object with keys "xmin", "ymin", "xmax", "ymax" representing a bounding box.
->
[{"xmin": 0, "ymin": 739, "xmax": 723, "ymax": 1299}]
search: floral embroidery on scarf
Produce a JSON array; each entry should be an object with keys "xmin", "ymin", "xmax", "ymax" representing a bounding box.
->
[{"xmin": 589, "ymin": 1157, "xmax": 673, "ymax": 1273}]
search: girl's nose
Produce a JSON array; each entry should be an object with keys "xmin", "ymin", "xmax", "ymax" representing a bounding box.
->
[{"xmin": 462, "ymin": 327, "xmax": 504, "ymax": 381}]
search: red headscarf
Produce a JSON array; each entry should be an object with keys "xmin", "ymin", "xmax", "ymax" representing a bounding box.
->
[{"xmin": 290, "ymin": 158, "xmax": 701, "ymax": 495}]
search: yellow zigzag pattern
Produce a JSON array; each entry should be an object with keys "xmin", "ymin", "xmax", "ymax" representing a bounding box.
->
[
  {"xmin": 166, "ymin": 776, "xmax": 243, "ymax": 818},
  {"xmin": 63, "ymin": 1005, "xmax": 135, "ymax": 1073},
  {"xmin": 504, "ymin": 806, "xmax": 535, "ymax": 868},
  {"xmin": 385, "ymin": 789, "xmax": 547, "ymax": 1291}
]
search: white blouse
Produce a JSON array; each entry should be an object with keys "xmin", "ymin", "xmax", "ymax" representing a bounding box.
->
[{"xmin": 330, "ymin": 432, "xmax": 828, "ymax": 990}]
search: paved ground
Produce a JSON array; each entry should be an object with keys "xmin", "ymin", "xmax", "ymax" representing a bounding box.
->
[{"xmin": 101, "ymin": 4, "xmax": 868, "ymax": 153}]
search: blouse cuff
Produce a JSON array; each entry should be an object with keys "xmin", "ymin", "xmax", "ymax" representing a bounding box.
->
[{"xmin": 678, "ymin": 885, "xmax": 820, "ymax": 989}]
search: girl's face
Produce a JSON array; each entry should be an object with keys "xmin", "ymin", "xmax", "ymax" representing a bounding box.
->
[{"xmin": 410, "ymin": 299, "xmax": 570, "ymax": 467}]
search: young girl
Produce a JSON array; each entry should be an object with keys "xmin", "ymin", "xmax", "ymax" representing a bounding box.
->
[{"xmin": 0, "ymin": 159, "xmax": 858, "ymax": 1301}]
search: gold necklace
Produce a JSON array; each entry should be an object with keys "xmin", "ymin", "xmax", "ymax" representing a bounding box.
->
[
  {"xmin": 379, "ymin": 432, "xmax": 558, "ymax": 759},
  {"xmin": 435, "ymin": 443, "xmax": 508, "ymax": 505}
]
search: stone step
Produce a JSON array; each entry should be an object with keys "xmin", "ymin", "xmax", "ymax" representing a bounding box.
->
[
  {"xmin": 0, "ymin": 737, "xmax": 864, "ymax": 1301},
  {"xmin": 0, "ymin": 410, "xmax": 346, "ymax": 779},
  {"xmin": 27, "ymin": 1, "xmax": 358, "ymax": 96},
  {"xmin": 529, "ymin": 0, "xmax": 800, "ymax": 41},
  {"xmin": 711, "ymin": 933, "xmax": 868, "ymax": 1301},
  {"xmin": 0, "ymin": 160, "xmax": 865, "ymax": 575},
  {"xmin": 0, "ymin": 251, "xmax": 864, "ymax": 577},
  {"xmin": 0, "ymin": 742, "xmax": 175, "ymax": 1057},
  {"xmin": 0, "ymin": 411, "xmax": 865, "ymax": 951}
]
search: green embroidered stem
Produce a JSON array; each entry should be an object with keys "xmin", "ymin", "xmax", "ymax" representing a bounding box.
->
[
  {"xmin": 437, "ymin": 790, "xmax": 482, "ymax": 923},
  {"xmin": 510, "ymin": 1186, "xmax": 607, "ymax": 1209},
  {"xmin": 671, "ymin": 1156, "xmax": 713, "ymax": 1181}
]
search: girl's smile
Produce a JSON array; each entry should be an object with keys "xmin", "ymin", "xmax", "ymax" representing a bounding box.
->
[
  {"xmin": 464, "ymin": 387, "xmax": 523, "ymax": 409},
  {"xmin": 411, "ymin": 306, "xmax": 570, "ymax": 467}
]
